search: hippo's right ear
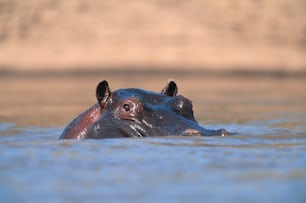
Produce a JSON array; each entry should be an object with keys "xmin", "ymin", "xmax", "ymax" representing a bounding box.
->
[
  {"xmin": 96, "ymin": 80, "xmax": 111, "ymax": 109},
  {"xmin": 161, "ymin": 80, "xmax": 178, "ymax": 96}
]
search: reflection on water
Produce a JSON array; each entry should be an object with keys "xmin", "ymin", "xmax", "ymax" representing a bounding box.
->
[{"xmin": 0, "ymin": 73, "xmax": 306, "ymax": 203}]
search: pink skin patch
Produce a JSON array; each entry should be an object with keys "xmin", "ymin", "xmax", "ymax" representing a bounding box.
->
[
  {"xmin": 62, "ymin": 103, "xmax": 101, "ymax": 139},
  {"xmin": 182, "ymin": 129, "xmax": 202, "ymax": 136}
]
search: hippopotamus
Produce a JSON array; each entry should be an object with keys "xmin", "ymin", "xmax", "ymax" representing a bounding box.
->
[{"xmin": 60, "ymin": 80, "xmax": 231, "ymax": 139}]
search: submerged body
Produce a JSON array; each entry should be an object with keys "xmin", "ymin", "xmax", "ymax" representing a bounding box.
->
[{"xmin": 60, "ymin": 80, "xmax": 231, "ymax": 139}]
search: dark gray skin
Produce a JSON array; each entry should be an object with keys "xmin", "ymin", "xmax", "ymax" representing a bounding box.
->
[{"xmin": 60, "ymin": 80, "xmax": 232, "ymax": 139}]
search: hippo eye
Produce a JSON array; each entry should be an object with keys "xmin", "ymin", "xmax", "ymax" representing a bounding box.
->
[
  {"xmin": 119, "ymin": 97, "xmax": 143, "ymax": 120},
  {"xmin": 123, "ymin": 103, "xmax": 131, "ymax": 112}
]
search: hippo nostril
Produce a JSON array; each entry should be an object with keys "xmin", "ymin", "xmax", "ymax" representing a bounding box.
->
[
  {"xmin": 181, "ymin": 129, "xmax": 203, "ymax": 136},
  {"xmin": 218, "ymin": 128, "xmax": 235, "ymax": 136},
  {"xmin": 220, "ymin": 129, "xmax": 226, "ymax": 136}
]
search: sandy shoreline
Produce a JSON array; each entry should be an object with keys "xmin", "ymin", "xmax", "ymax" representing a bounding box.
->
[
  {"xmin": 1, "ymin": 67, "xmax": 305, "ymax": 78},
  {"xmin": 1, "ymin": 1, "xmax": 305, "ymax": 73}
]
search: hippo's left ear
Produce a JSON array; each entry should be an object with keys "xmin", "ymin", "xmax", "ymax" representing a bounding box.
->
[
  {"xmin": 161, "ymin": 80, "xmax": 178, "ymax": 96},
  {"xmin": 96, "ymin": 80, "xmax": 111, "ymax": 109}
]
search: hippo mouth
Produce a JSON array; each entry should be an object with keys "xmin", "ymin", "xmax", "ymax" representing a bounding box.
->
[
  {"xmin": 117, "ymin": 118, "xmax": 207, "ymax": 138},
  {"xmin": 91, "ymin": 119, "xmax": 232, "ymax": 138},
  {"xmin": 120, "ymin": 125, "xmax": 201, "ymax": 138}
]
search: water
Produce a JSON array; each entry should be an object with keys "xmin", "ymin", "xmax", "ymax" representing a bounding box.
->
[{"xmin": 0, "ymin": 73, "xmax": 306, "ymax": 203}]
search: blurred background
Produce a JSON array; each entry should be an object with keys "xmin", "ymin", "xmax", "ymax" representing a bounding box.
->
[
  {"xmin": 1, "ymin": 2, "xmax": 306, "ymax": 203},
  {"xmin": 0, "ymin": 0, "xmax": 305, "ymax": 74},
  {"xmin": 1, "ymin": 0, "xmax": 306, "ymax": 127}
]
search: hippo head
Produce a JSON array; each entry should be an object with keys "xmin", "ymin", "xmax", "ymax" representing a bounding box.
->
[{"xmin": 81, "ymin": 80, "xmax": 228, "ymax": 138}]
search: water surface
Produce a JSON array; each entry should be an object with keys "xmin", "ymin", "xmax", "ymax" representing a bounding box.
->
[{"xmin": 0, "ymin": 73, "xmax": 305, "ymax": 203}]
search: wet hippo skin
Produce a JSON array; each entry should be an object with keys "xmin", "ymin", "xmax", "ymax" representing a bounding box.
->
[{"xmin": 60, "ymin": 80, "xmax": 232, "ymax": 139}]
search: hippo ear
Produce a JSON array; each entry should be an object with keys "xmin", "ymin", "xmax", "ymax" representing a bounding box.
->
[
  {"xmin": 161, "ymin": 80, "xmax": 178, "ymax": 96},
  {"xmin": 96, "ymin": 80, "xmax": 111, "ymax": 108}
]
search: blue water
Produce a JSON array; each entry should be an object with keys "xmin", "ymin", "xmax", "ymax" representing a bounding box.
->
[
  {"xmin": 0, "ymin": 122, "xmax": 305, "ymax": 203},
  {"xmin": 0, "ymin": 75, "xmax": 306, "ymax": 203}
]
